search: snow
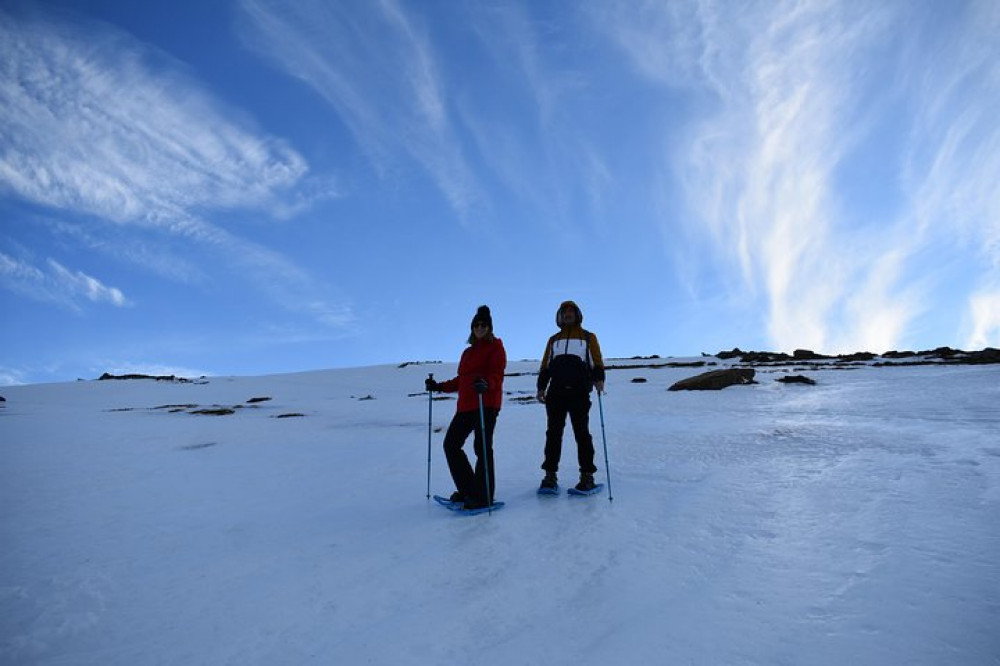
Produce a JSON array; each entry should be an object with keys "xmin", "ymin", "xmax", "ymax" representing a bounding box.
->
[{"xmin": 2, "ymin": 358, "xmax": 999, "ymax": 665}]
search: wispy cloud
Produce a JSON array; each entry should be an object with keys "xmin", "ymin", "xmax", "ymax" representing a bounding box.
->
[
  {"xmin": 47, "ymin": 258, "xmax": 129, "ymax": 307},
  {"xmin": 0, "ymin": 366, "xmax": 26, "ymax": 386},
  {"xmin": 42, "ymin": 218, "xmax": 209, "ymax": 286},
  {"xmin": 0, "ymin": 10, "xmax": 308, "ymax": 221},
  {"xmin": 967, "ymin": 289, "xmax": 1000, "ymax": 349},
  {"xmin": 600, "ymin": 0, "xmax": 1000, "ymax": 351},
  {"xmin": 675, "ymin": 1, "xmax": 899, "ymax": 352},
  {"xmin": 0, "ymin": 8, "xmax": 350, "ymax": 328},
  {"xmin": 237, "ymin": 0, "xmax": 481, "ymax": 220},
  {"xmin": 452, "ymin": 3, "xmax": 619, "ymax": 236},
  {"xmin": 0, "ymin": 250, "xmax": 129, "ymax": 310},
  {"xmin": 899, "ymin": 0, "xmax": 1000, "ymax": 316}
]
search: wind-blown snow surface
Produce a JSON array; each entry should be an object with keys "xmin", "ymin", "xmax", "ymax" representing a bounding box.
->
[{"xmin": 2, "ymin": 358, "xmax": 999, "ymax": 665}]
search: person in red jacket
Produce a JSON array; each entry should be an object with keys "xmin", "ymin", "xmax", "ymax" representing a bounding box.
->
[{"xmin": 426, "ymin": 305, "xmax": 506, "ymax": 510}]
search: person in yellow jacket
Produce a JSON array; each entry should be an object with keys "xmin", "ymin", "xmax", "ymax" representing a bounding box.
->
[{"xmin": 535, "ymin": 301, "xmax": 605, "ymax": 492}]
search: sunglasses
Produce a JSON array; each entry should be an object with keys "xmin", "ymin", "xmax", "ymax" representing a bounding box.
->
[{"xmin": 473, "ymin": 322, "xmax": 490, "ymax": 329}]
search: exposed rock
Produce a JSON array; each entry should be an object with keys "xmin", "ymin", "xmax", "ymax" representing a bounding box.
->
[
  {"xmin": 837, "ymin": 352, "xmax": 876, "ymax": 362},
  {"xmin": 397, "ymin": 361, "xmax": 442, "ymax": 368},
  {"xmin": 99, "ymin": 372, "xmax": 191, "ymax": 382},
  {"xmin": 776, "ymin": 375, "xmax": 817, "ymax": 385},
  {"xmin": 190, "ymin": 407, "xmax": 236, "ymax": 416},
  {"xmin": 793, "ymin": 349, "xmax": 833, "ymax": 360},
  {"xmin": 744, "ymin": 351, "xmax": 792, "ymax": 363},
  {"xmin": 669, "ymin": 368, "xmax": 756, "ymax": 391},
  {"xmin": 153, "ymin": 404, "xmax": 198, "ymax": 412},
  {"xmin": 874, "ymin": 347, "xmax": 999, "ymax": 366},
  {"xmin": 715, "ymin": 349, "xmax": 792, "ymax": 363},
  {"xmin": 966, "ymin": 347, "xmax": 1000, "ymax": 364},
  {"xmin": 919, "ymin": 346, "xmax": 963, "ymax": 358},
  {"xmin": 606, "ymin": 360, "xmax": 707, "ymax": 370},
  {"xmin": 711, "ymin": 347, "xmax": 998, "ymax": 367}
]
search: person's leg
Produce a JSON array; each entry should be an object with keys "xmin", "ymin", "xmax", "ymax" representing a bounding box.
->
[
  {"xmin": 471, "ymin": 408, "xmax": 499, "ymax": 504},
  {"xmin": 443, "ymin": 411, "xmax": 478, "ymax": 498},
  {"xmin": 568, "ymin": 395, "xmax": 598, "ymax": 475},
  {"xmin": 542, "ymin": 395, "xmax": 569, "ymax": 474}
]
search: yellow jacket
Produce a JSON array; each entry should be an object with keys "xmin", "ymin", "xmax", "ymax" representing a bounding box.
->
[{"xmin": 537, "ymin": 301, "xmax": 605, "ymax": 394}]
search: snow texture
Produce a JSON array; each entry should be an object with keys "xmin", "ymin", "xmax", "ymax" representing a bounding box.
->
[{"xmin": 2, "ymin": 358, "xmax": 999, "ymax": 665}]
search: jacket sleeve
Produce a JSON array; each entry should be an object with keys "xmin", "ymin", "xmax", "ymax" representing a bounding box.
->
[
  {"xmin": 588, "ymin": 332, "xmax": 606, "ymax": 383},
  {"xmin": 490, "ymin": 340, "xmax": 507, "ymax": 393},
  {"xmin": 438, "ymin": 348, "xmax": 462, "ymax": 393},
  {"xmin": 536, "ymin": 337, "xmax": 553, "ymax": 391},
  {"xmin": 437, "ymin": 376, "xmax": 459, "ymax": 393}
]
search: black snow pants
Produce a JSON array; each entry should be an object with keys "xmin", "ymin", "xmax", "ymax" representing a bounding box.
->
[
  {"xmin": 541, "ymin": 390, "xmax": 597, "ymax": 475},
  {"xmin": 443, "ymin": 407, "xmax": 498, "ymax": 503}
]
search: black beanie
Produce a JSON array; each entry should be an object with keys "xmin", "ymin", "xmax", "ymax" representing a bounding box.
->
[{"xmin": 471, "ymin": 305, "xmax": 493, "ymax": 329}]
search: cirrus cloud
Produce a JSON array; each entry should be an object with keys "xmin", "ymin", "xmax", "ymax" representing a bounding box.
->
[{"xmin": 0, "ymin": 8, "xmax": 351, "ymax": 329}]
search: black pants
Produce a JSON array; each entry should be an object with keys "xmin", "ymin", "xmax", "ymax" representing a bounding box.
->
[
  {"xmin": 443, "ymin": 407, "xmax": 498, "ymax": 503},
  {"xmin": 542, "ymin": 391, "xmax": 597, "ymax": 475}
]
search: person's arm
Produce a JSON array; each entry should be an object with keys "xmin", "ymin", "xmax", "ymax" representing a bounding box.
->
[
  {"xmin": 489, "ymin": 340, "xmax": 507, "ymax": 396},
  {"xmin": 436, "ymin": 376, "xmax": 459, "ymax": 392},
  {"xmin": 589, "ymin": 332, "xmax": 606, "ymax": 392},
  {"xmin": 536, "ymin": 337, "xmax": 552, "ymax": 402}
]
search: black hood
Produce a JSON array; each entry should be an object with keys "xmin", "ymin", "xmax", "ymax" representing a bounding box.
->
[{"xmin": 556, "ymin": 300, "xmax": 583, "ymax": 328}]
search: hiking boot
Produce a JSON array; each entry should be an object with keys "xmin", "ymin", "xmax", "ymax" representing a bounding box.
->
[
  {"xmin": 575, "ymin": 473, "xmax": 596, "ymax": 492},
  {"xmin": 462, "ymin": 498, "xmax": 491, "ymax": 511},
  {"xmin": 449, "ymin": 491, "xmax": 465, "ymax": 503},
  {"xmin": 539, "ymin": 473, "xmax": 558, "ymax": 491}
]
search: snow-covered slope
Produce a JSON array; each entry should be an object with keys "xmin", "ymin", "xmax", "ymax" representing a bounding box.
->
[{"xmin": 2, "ymin": 358, "xmax": 998, "ymax": 665}]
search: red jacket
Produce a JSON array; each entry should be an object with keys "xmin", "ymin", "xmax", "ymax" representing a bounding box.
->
[{"xmin": 438, "ymin": 337, "xmax": 506, "ymax": 412}]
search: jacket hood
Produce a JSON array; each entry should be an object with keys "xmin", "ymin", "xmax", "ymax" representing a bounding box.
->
[{"xmin": 556, "ymin": 300, "xmax": 583, "ymax": 328}]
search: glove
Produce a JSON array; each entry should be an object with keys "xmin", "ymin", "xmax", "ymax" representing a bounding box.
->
[
  {"xmin": 473, "ymin": 378, "xmax": 488, "ymax": 394},
  {"xmin": 425, "ymin": 378, "xmax": 439, "ymax": 392}
]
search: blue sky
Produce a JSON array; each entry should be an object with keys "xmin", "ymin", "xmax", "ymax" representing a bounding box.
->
[{"xmin": 2, "ymin": 0, "xmax": 998, "ymax": 385}]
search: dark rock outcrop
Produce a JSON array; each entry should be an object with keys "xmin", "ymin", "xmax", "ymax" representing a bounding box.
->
[
  {"xmin": 838, "ymin": 352, "xmax": 876, "ymax": 362},
  {"xmin": 714, "ymin": 347, "xmax": 999, "ymax": 367},
  {"xmin": 669, "ymin": 368, "xmax": 756, "ymax": 391},
  {"xmin": 776, "ymin": 375, "xmax": 817, "ymax": 385},
  {"xmin": 964, "ymin": 347, "xmax": 1000, "ymax": 364},
  {"xmin": 99, "ymin": 373, "xmax": 193, "ymax": 383}
]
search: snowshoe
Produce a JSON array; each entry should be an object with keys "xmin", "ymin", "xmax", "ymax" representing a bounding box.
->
[
  {"xmin": 538, "ymin": 473, "xmax": 559, "ymax": 495},
  {"xmin": 574, "ymin": 473, "xmax": 596, "ymax": 492}
]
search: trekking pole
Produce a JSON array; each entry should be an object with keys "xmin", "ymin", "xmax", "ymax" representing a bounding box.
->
[
  {"xmin": 426, "ymin": 373, "xmax": 434, "ymax": 499},
  {"xmin": 597, "ymin": 389, "xmax": 613, "ymax": 502},
  {"xmin": 477, "ymin": 391, "xmax": 494, "ymax": 515}
]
